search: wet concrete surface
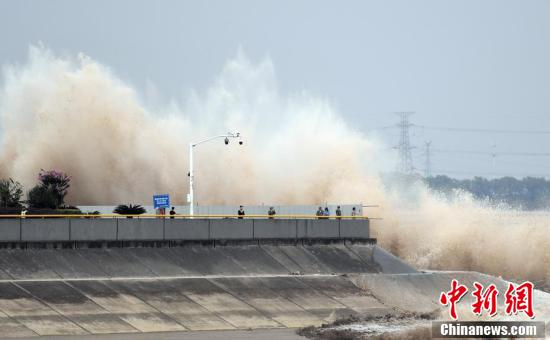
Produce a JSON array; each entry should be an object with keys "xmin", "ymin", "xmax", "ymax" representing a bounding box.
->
[
  {"xmin": 170, "ymin": 247, "xmax": 248, "ymax": 276},
  {"xmin": 277, "ymin": 246, "xmax": 333, "ymax": 274},
  {"xmin": 4, "ymin": 244, "xmax": 533, "ymax": 338},
  {"xmin": 164, "ymin": 278, "xmax": 282, "ymax": 329},
  {"xmin": 210, "ymin": 277, "xmax": 322, "ymax": 327},
  {"xmin": 217, "ymin": 246, "xmax": 289, "ymax": 275},
  {"xmin": 0, "ymin": 251, "xmax": 61, "ymax": 280},
  {"xmin": 7, "ymin": 328, "xmax": 305, "ymax": 340},
  {"xmin": 304, "ymin": 245, "xmax": 372, "ymax": 273},
  {"xmin": 122, "ymin": 248, "xmax": 192, "ymax": 277},
  {"xmin": 75, "ymin": 249, "xmax": 156, "ymax": 278},
  {"xmin": 0, "ymin": 244, "xmax": 407, "ymax": 281}
]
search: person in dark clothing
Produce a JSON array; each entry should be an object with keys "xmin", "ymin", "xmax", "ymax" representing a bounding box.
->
[
  {"xmin": 237, "ymin": 205, "xmax": 245, "ymax": 219},
  {"xmin": 335, "ymin": 206, "xmax": 342, "ymax": 219},
  {"xmin": 323, "ymin": 207, "xmax": 330, "ymax": 218},
  {"xmin": 316, "ymin": 206, "xmax": 324, "ymax": 219},
  {"xmin": 267, "ymin": 207, "xmax": 276, "ymax": 219},
  {"xmin": 169, "ymin": 207, "xmax": 176, "ymax": 219}
]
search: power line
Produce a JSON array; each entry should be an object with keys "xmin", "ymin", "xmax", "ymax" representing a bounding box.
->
[
  {"xmin": 373, "ymin": 124, "xmax": 550, "ymax": 135},
  {"xmin": 415, "ymin": 125, "xmax": 550, "ymax": 135},
  {"xmin": 365, "ymin": 125, "xmax": 395, "ymax": 131},
  {"xmin": 431, "ymin": 168, "xmax": 549, "ymax": 178},
  {"xmin": 494, "ymin": 151, "xmax": 550, "ymax": 157},
  {"xmin": 432, "ymin": 148, "xmax": 550, "ymax": 157},
  {"xmin": 495, "ymin": 159, "xmax": 550, "ymax": 170}
]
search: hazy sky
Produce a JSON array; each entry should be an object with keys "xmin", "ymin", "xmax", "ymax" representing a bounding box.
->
[{"xmin": 1, "ymin": 0, "xmax": 549, "ymax": 178}]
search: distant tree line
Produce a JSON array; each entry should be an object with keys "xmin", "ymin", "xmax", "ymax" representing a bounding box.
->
[{"xmin": 426, "ymin": 175, "xmax": 550, "ymax": 210}]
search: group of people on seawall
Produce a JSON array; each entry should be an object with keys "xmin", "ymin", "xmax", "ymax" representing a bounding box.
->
[
  {"xmin": 163, "ymin": 205, "xmax": 363, "ymax": 219},
  {"xmin": 233, "ymin": 205, "xmax": 360, "ymax": 219},
  {"xmin": 315, "ymin": 206, "xmax": 359, "ymax": 219}
]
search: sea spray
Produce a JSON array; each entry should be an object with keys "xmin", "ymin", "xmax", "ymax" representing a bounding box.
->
[{"xmin": 0, "ymin": 46, "xmax": 548, "ymax": 287}]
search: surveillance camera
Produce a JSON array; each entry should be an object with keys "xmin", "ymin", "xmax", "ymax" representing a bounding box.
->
[
  {"xmin": 224, "ymin": 137, "xmax": 229, "ymax": 145},
  {"xmin": 239, "ymin": 140, "xmax": 243, "ymax": 145}
]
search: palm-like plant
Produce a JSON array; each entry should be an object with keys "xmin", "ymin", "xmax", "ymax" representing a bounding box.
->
[
  {"xmin": 38, "ymin": 169, "xmax": 71, "ymax": 208},
  {"xmin": 113, "ymin": 204, "xmax": 146, "ymax": 217}
]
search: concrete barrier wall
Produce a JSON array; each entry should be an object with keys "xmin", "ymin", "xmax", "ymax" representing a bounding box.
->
[
  {"xmin": 0, "ymin": 219, "xmax": 21, "ymax": 241},
  {"xmin": 0, "ymin": 218, "xmax": 370, "ymax": 242},
  {"xmin": 165, "ymin": 219, "xmax": 210, "ymax": 240},
  {"xmin": 70, "ymin": 219, "xmax": 117, "ymax": 241},
  {"xmin": 117, "ymin": 218, "xmax": 164, "ymax": 240},
  {"xmin": 339, "ymin": 219, "xmax": 369, "ymax": 238},
  {"xmin": 304, "ymin": 219, "xmax": 340, "ymax": 238},
  {"xmin": 253, "ymin": 219, "xmax": 297, "ymax": 239},
  {"xmin": 210, "ymin": 219, "xmax": 254, "ymax": 239},
  {"xmin": 296, "ymin": 219, "xmax": 308, "ymax": 238},
  {"xmin": 21, "ymin": 219, "xmax": 71, "ymax": 241}
]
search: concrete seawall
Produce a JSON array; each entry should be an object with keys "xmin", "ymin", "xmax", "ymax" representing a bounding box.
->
[
  {"xmin": 0, "ymin": 275, "xmax": 386, "ymax": 336},
  {"xmin": 0, "ymin": 218, "xmax": 446, "ymax": 339},
  {"xmin": 0, "ymin": 243, "xmax": 418, "ymax": 337},
  {"xmin": 0, "ymin": 218, "xmax": 369, "ymax": 244},
  {"xmin": 1, "ymin": 244, "xmax": 544, "ymax": 338},
  {"xmin": 0, "ymin": 242, "xmax": 543, "ymax": 339},
  {"xmin": 1, "ymin": 270, "xmax": 547, "ymax": 338}
]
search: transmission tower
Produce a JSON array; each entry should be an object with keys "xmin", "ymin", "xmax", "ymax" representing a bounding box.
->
[
  {"xmin": 393, "ymin": 112, "xmax": 415, "ymax": 174},
  {"xmin": 424, "ymin": 141, "xmax": 432, "ymax": 178}
]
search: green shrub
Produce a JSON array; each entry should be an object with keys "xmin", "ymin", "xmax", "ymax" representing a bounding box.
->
[
  {"xmin": 0, "ymin": 178, "xmax": 23, "ymax": 208},
  {"xmin": 56, "ymin": 209, "xmax": 82, "ymax": 215},
  {"xmin": 113, "ymin": 204, "xmax": 146, "ymax": 216},
  {"xmin": 28, "ymin": 185, "xmax": 57, "ymax": 209}
]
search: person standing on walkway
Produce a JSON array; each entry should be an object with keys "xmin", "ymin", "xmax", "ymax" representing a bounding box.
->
[
  {"xmin": 237, "ymin": 205, "xmax": 245, "ymax": 219},
  {"xmin": 267, "ymin": 207, "xmax": 276, "ymax": 219},
  {"xmin": 169, "ymin": 207, "xmax": 176, "ymax": 219},
  {"xmin": 316, "ymin": 206, "xmax": 324, "ymax": 219},
  {"xmin": 335, "ymin": 206, "xmax": 342, "ymax": 219}
]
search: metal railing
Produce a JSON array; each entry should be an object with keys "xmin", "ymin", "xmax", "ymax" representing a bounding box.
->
[{"xmin": 0, "ymin": 214, "xmax": 371, "ymax": 219}]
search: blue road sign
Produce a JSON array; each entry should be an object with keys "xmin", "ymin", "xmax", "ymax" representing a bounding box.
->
[{"xmin": 153, "ymin": 194, "xmax": 170, "ymax": 209}]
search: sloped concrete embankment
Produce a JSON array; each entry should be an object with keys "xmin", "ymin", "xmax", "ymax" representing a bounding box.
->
[
  {"xmin": 1, "ymin": 244, "xmax": 546, "ymax": 338},
  {"xmin": 0, "ymin": 244, "xmax": 416, "ymax": 280},
  {"xmin": 0, "ymin": 244, "xmax": 418, "ymax": 337}
]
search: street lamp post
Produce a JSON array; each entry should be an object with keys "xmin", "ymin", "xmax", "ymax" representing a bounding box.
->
[{"xmin": 188, "ymin": 132, "xmax": 242, "ymax": 216}]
